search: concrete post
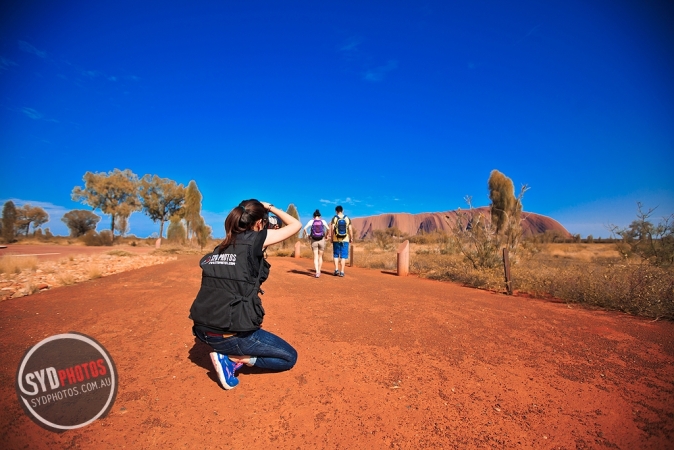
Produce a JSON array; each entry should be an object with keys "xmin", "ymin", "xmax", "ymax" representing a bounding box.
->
[
  {"xmin": 294, "ymin": 241, "xmax": 301, "ymax": 258},
  {"xmin": 155, "ymin": 238, "xmax": 161, "ymax": 249},
  {"xmin": 397, "ymin": 240, "xmax": 409, "ymax": 276}
]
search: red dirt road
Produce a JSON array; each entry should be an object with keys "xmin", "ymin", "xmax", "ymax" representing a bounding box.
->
[{"xmin": 1, "ymin": 255, "xmax": 673, "ymax": 449}]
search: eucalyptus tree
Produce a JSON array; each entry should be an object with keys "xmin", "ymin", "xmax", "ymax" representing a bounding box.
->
[
  {"xmin": 72, "ymin": 169, "xmax": 141, "ymax": 238},
  {"xmin": 16, "ymin": 204, "xmax": 49, "ymax": 236},
  {"xmin": 139, "ymin": 175, "xmax": 186, "ymax": 239}
]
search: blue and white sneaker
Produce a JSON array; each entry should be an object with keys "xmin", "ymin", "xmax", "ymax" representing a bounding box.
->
[{"xmin": 210, "ymin": 352, "xmax": 239, "ymax": 390}]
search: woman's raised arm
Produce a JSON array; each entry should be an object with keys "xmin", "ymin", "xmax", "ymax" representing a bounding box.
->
[{"xmin": 261, "ymin": 202, "xmax": 302, "ymax": 248}]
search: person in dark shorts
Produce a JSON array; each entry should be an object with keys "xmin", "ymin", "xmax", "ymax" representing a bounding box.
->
[{"xmin": 329, "ymin": 205, "xmax": 353, "ymax": 277}]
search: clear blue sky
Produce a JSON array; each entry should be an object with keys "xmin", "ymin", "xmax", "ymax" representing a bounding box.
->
[{"xmin": 1, "ymin": 0, "xmax": 672, "ymax": 238}]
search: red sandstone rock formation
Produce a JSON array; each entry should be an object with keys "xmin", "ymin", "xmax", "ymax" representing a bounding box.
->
[{"xmin": 351, "ymin": 207, "xmax": 571, "ymax": 239}]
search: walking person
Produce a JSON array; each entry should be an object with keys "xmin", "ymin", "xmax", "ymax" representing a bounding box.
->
[
  {"xmin": 329, "ymin": 205, "xmax": 353, "ymax": 277},
  {"xmin": 302, "ymin": 209, "xmax": 329, "ymax": 278},
  {"xmin": 189, "ymin": 199, "xmax": 302, "ymax": 390}
]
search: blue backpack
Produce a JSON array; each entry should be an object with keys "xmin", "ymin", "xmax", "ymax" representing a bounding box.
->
[
  {"xmin": 333, "ymin": 215, "xmax": 349, "ymax": 238},
  {"xmin": 310, "ymin": 219, "xmax": 325, "ymax": 240}
]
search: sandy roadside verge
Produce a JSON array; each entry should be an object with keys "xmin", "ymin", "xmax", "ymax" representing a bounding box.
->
[{"xmin": 0, "ymin": 245, "xmax": 178, "ymax": 300}]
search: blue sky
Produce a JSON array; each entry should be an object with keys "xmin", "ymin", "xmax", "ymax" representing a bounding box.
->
[{"xmin": 1, "ymin": 0, "xmax": 672, "ymax": 238}]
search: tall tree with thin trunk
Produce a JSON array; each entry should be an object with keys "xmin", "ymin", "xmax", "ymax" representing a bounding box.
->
[
  {"xmin": 139, "ymin": 175, "xmax": 186, "ymax": 239},
  {"xmin": 16, "ymin": 204, "xmax": 49, "ymax": 236},
  {"xmin": 183, "ymin": 180, "xmax": 203, "ymax": 243},
  {"xmin": 2, "ymin": 201, "xmax": 17, "ymax": 243},
  {"xmin": 72, "ymin": 169, "xmax": 141, "ymax": 239}
]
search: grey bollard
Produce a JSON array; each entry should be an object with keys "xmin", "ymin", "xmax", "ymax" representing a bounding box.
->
[
  {"xmin": 397, "ymin": 240, "xmax": 409, "ymax": 276},
  {"xmin": 294, "ymin": 241, "xmax": 301, "ymax": 258}
]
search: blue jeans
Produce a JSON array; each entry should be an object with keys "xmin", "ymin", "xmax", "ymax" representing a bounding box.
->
[
  {"xmin": 193, "ymin": 327, "xmax": 297, "ymax": 371},
  {"xmin": 333, "ymin": 241, "xmax": 349, "ymax": 259}
]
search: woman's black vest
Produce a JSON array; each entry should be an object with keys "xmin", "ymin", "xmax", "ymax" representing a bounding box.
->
[{"xmin": 189, "ymin": 231, "xmax": 270, "ymax": 332}]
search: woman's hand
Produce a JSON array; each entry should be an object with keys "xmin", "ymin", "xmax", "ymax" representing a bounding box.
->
[{"xmin": 262, "ymin": 202, "xmax": 302, "ymax": 247}]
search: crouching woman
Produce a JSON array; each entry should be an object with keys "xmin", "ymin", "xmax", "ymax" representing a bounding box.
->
[{"xmin": 189, "ymin": 199, "xmax": 301, "ymax": 389}]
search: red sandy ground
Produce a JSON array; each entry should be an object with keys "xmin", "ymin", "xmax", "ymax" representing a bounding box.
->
[{"xmin": 0, "ymin": 251, "xmax": 673, "ymax": 449}]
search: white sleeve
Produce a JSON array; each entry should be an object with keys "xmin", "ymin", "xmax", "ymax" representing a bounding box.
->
[{"xmin": 303, "ymin": 220, "xmax": 313, "ymax": 233}]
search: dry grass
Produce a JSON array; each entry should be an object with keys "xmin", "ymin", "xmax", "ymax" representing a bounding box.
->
[
  {"xmin": 58, "ymin": 273, "xmax": 76, "ymax": 286},
  {"xmin": 151, "ymin": 246, "xmax": 206, "ymax": 255},
  {"xmin": 539, "ymin": 243, "xmax": 620, "ymax": 262},
  {"xmin": 349, "ymin": 240, "xmax": 674, "ymax": 320},
  {"xmin": 0, "ymin": 255, "xmax": 39, "ymax": 274},
  {"xmin": 26, "ymin": 283, "xmax": 40, "ymax": 295},
  {"xmin": 88, "ymin": 266, "xmax": 103, "ymax": 279},
  {"xmin": 512, "ymin": 257, "xmax": 673, "ymax": 318},
  {"xmin": 107, "ymin": 250, "xmax": 134, "ymax": 257}
]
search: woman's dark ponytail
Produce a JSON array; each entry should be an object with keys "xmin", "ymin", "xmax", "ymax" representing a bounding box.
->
[{"xmin": 217, "ymin": 199, "xmax": 268, "ymax": 252}]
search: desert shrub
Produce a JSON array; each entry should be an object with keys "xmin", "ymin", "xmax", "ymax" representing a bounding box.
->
[
  {"xmin": 410, "ymin": 253, "xmax": 503, "ymax": 290},
  {"xmin": 88, "ymin": 266, "xmax": 103, "ymax": 279},
  {"xmin": 101, "ymin": 230, "xmax": 114, "ymax": 246},
  {"xmin": 609, "ymin": 203, "xmax": 674, "ymax": 267},
  {"xmin": 0, "ymin": 255, "xmax": 39, "ymax": 274},
  {"xmin": 59, "ymin": 274, "xmax": 76, "ymax": 285},
  {"xmin": 452, "ymin": 208, "xmax": 502, "ymax": 269},
  {"xmin": 79, "ymin": 229, "xmax": 113, "ymax": 246},
  {"xmin": 81, "ymin": 230, "xmax": 103, "ymax": 246},
  {"xmin": 373, "ymin": 229, "xmax": 394, "ymax": 251}
]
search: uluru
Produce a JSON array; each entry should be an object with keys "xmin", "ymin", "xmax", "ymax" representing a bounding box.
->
[{"xmin": 351, "ymin": 207, "xmax": 571, "ymax": 239}]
